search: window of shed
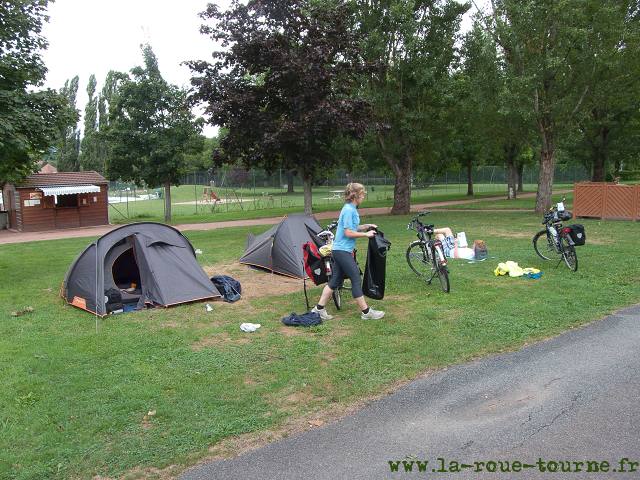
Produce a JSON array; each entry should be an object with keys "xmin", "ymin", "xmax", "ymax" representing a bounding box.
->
[{"xmin": 56, "ymin": 194, "xmax": 79, "ymax": 208}]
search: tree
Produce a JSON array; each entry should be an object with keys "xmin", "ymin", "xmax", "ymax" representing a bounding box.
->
[
  {"xmin": 184, "ymin": 136, "xmax": 219, "ymax": 171},
  {"xmin": 78, "ymin": 74, "xmax": 101, "ymax": 171},
  {"xmin": 0, "ymin": 0, "xmax": 78, "ymax": 183},
  {"xmin": 105, "ymin": 44, "xmax": 205, "ymax": 222},
  {"xmin": 568, "ymin": 2, "xmax": 640, "ymax": 181},
  {"xmin": 352, "ymin": 0, "xmax": 470, "ymax": 215},
  {"xmin": 95, "ymin": 70, "xmax": 128, "ymax": 172},
  {"xmin": 187, "ymin": 0, "xmax": 374, "ymax": 214},
  {"xmin": 56, "ymin": 76, "xmax": 81, "ymax": 172},
  {"xmin": 457, "ymin": 21, "xmax": 529, "ymax": 199},
  {"xmin": 228, "ymin": 164, "xmax": 251, "ymax": 188},
  {"xmin": 487, "ymin": 0, "xmax": 635, "ymax": 213}
]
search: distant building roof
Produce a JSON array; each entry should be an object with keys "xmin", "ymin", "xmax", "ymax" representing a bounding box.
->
[
  {"xmin": 38, "ymin": 162, "xmax": 58, "ymax": 174},
  {"xmin": 17, "ymin": 171, "xmax": 109, "ymax": 188}
]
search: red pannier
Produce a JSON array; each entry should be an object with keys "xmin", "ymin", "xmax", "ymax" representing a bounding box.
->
[{"xmin": 303, "ymin": 241, "xmax": 328, "ymax": 285}]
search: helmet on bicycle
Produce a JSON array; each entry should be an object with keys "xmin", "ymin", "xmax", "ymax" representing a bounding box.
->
[{"xmin": 558, "ymin": 211, "xmax": 572, "ymax": 221}]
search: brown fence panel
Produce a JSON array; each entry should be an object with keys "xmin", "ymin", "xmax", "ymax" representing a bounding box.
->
[{"xmin": 574, "ymin": 182, "xmax": 640, "ymax": 222}]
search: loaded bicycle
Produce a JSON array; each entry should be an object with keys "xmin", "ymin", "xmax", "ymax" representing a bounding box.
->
[
  {"xmin": 532, "ymin": 196, "xmax": 578, "ymax": 271},
  {"xmin": 406, "ymin": 211, "xmax": 450, "ymax": 293}
]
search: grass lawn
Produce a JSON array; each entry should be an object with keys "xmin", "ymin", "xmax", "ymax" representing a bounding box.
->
[{"xmin": 1, "ymin": 192, "xmax": 638, "ymax": 479}]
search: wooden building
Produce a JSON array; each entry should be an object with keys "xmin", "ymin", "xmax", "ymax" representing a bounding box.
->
[{"xmin": 2, "ymin": 172, "xmax": 110, "ymax": 232}]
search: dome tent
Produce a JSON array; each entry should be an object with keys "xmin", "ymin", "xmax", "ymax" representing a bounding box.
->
[
  {"xmin": 61, "ymin": 222, "xmax": 220, "ymax": 316},
  {"xmin": 238, "ymin": 213, "xmax": 324, "ymax": 279}
]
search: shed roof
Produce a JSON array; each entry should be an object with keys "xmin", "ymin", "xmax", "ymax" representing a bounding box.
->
[{"xmin": 17, "ymin": 171, "xmax": 109, "ymax": 188}]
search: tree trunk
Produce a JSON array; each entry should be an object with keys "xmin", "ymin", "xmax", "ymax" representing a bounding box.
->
[
  {"xmin": 287, "ymin": 170, "xmax": 295, "ymax": 194},
  {"xmin": 591, "ymin": 127, "xmax": 609, "ymax": 182},
  {"xmin": 505, "ymin": 143, "xmax": 517, "ymax": 200},
  {"xmin": 517, "ymin": 163, "xmax": 524, "ymax": 192},
  {"xmin": 379, "ymin": 132, "xmax": 413, "ymax": 215},
  {"xmin": 592, "ymin": 151, "xmax": 606, "ymax": 182},
  {"xmin": 507, "ymin": 160, "xmax": 517, "ymax": 199},
  {"xmin": 467, "ymin": 165, "xmax": 474, "ymax": 196},
  {"xmin": 164, "ymin": 177, "xmax": 172, "ymax": 223},
  {"xmin": 302, "ymin": 175, "xmax": 313, "ymax": 214},
  {"xmin": 391, "ymin": 164, "xmax": 412, "ymax": 215},
  {"xmin": 534, "ymin": 116, "xmax": 557, "ymax": 214}
]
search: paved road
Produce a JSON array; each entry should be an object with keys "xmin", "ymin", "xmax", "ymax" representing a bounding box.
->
[{"xmin": 177, "ymin": 304, "xmax": 640, "ymax": 480}]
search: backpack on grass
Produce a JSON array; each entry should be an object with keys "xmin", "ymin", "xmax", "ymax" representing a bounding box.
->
[{"xmin": 210, "ymin": 275, "xmax": 242, "ymax": 302}]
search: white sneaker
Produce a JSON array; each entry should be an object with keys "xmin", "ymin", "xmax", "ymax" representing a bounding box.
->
[
  {"xmin": 361, "ymin": 308, "xmax": 385, "ymax": 320},
  {"xmin": 311, "ymin": 306, "xmax": 333, "ymax": 320}
]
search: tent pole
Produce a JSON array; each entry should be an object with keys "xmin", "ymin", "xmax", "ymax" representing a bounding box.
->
[{"xmin": 95, "ymin": 242, "xmax": 99, "ymax": 333}]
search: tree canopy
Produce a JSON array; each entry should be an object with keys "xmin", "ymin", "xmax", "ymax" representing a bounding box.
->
[
  {"xmin": 352, "ymin": 0, "xmax": 470, "ymax": 214},
  {"xmin": 0, "ymin": 0, "xmax": 78, "ymax": 184},
  {"xmin": 105, "ymin": 44, "xmax": 204, "ymax": 222},
  {"xmin": 486, "ymin": 0, "xmax": 638, "ymax": 213},
  {"xmin": 187, "ymin": 0, "xmax": 375, "ymax": 213}
]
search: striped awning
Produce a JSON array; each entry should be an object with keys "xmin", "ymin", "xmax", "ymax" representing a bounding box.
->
[{"xmin": 37, "ymin": 185, "xmax": 102, "ymax": 196}]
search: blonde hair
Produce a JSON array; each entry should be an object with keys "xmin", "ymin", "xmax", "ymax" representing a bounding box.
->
[
  {"xmin": 474, "ymin": 240, "xmax": 486, "ymax": 249},
  {"xmin": 344, "ymin": 183, "xmax": 366, "ymax": 203}
]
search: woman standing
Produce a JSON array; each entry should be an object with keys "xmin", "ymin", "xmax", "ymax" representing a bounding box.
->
[{"xmin": 312, "ymin": 183, "xmax": 386, "ymax": 320}]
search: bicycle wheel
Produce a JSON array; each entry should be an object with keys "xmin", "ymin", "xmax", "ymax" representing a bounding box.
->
[
  {"xmin": 432, "ymin": 243, "xmax": 450, "ymax": 293},
  {"xmin": 406, "ymin": 242, "xmax": 430, "ymax": 277},
  {"xmin": 533, "ymin": 230, "xmax": 559, "ymax": 261},
  {"xmin": 560, "ymin": 236, "xmax": 578, "ymax": 271},
  {"xmin": 332, "ymin": 284, "xmax": 342, "ymax": 310}
]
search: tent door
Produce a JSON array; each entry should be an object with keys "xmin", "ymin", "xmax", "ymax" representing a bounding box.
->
[{"xmin": 110, "ymin": 242, "xmax": 143, "ymax": 301}]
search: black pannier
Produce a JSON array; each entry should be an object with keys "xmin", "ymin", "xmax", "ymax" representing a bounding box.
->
[{"xmin": 565, "ymin": 224, "xmax": 586, "ymax": 246}]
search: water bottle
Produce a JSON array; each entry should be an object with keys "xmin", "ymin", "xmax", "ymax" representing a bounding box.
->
[{"xmin": 549, "ymin": 226, "xmax": 557, "ymax": 240}]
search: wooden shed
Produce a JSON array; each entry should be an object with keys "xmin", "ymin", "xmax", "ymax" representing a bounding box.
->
[{"xmin": 2, "ymin": 171, "xmax": 110, "ymax": 232}]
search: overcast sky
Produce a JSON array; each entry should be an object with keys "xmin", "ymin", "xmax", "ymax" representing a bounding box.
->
[
  {"xmin": 41, "ymin": 0, "xmax": 229, "ymax": 138},
  {"xmin": 40, "ymin": 0, "xmax": 483, "ymax": 139}
]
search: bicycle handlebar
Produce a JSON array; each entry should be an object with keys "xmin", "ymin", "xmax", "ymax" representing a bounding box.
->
[
  {"xmin": 326, "ymin": 220, "xmax": 338, "ymax": 231},
  {"xmin": 408, "ymin": 211, "xmax": 431, "ymax": 230}
]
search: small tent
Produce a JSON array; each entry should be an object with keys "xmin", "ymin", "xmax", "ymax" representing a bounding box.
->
[
  {"xmin": 238, "ymin": 213, "xmax": 324, "ymax": 279},
  {"xmin": 61, "ymin": 222, "xmax": 221, "ymax": 316}
]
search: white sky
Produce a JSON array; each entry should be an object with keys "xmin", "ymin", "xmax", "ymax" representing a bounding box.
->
[
  {"xmin": 39, "ymin": 0, "xmax": 484, "ymax": 140},
  {"xmin": 41, "ymin": 0, "xmax": 230, "ymax": 138}
]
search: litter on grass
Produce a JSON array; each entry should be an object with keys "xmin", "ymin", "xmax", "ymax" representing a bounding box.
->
[{"xmin": 240, "ymin": 323, "xmax": 261, "ymax": 332}]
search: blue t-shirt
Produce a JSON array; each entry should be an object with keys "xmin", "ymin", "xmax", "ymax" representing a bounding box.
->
[{"xmin": 332, "ymin": 202, "xmax": 359, "ymax": 252}]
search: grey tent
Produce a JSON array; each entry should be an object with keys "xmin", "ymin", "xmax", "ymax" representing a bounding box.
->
[
  {"xmin": 61, "ymin": 222, "xmax": 220, "ymax": 316},
  {"xmin": 238, "ymin": 213, "xmax": 324, "ymax": 279}
]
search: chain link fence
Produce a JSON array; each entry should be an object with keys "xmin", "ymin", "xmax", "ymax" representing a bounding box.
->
[{"xmin": 105, "ymin": 165, "xmax": 588, "ymax": 217}]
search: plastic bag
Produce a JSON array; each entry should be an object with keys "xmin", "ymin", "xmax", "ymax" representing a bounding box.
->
[{"xmin": 363, "ymin": 228, "xmax": 391, "ymax": 300}]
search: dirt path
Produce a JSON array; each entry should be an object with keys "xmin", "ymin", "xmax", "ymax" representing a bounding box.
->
[{"xmin": 0, "ymin": 191, "xmax": 570, "ymax": 245}]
